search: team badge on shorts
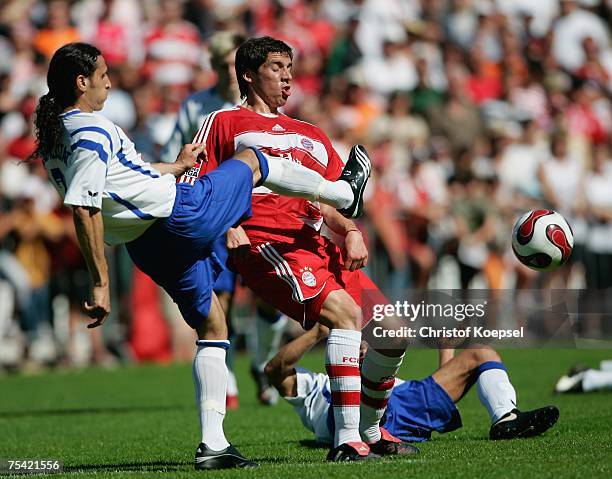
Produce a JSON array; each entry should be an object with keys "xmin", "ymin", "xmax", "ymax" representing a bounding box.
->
[{"xmin": 300, "ymin": 266, "xmax": 317, "ymax": 287}]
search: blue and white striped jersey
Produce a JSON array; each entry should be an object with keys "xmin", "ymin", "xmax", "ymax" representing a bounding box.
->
[
  {"xmin": 43, "ymin": 109, "xmax": 176, "ymax": 245},
  {"xmin": 159, "ymin": 86, "xmax": 233, "ymax": 164}
]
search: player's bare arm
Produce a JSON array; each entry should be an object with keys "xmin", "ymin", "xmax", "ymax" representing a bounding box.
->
[
  {"xmin": 265, "ymin": 324, "xmax": 329, "ymax": 397},
  {"xmin": 72, "ymin": 205, "xmax": 110, "ymax": 328},
  {"xmin": 152, "ymin": 143, "xmax": 206, "ymax": 177},
  {"xmin": 320, "ymin": 204, "xmax": 368, "ymax": 271}
]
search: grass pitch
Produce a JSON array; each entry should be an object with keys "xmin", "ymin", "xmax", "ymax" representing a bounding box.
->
[{"xmin": 1, "ymin": 348, "xmax": 611, "ymax": 478}]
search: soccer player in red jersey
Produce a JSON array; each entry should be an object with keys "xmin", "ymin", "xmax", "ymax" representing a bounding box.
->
[{"xmin": 185, "ymin": 36, "xmax": 412, "ymax": 461}]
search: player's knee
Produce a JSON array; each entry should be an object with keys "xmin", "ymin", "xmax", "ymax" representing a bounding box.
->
[
  {"xmin": 319, "ymin": 291, "xmax": 361, "ymax": 331},
  {"xmin": 470, "ymin": 346, "xmax": 501, "ymax": 366},
  {"xmin": 233, "ymin": 149, "xmax": 259, "ymax": 173}
]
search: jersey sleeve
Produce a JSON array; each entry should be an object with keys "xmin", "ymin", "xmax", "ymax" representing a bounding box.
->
[{"xmin": 63, "ymin": 124, "xmax": 114, "ymax": 209}]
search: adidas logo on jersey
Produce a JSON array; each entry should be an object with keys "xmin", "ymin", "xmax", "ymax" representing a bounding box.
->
[{"xmin": 272, "ymin": 124, "xmax": 285, "ymax": 132}]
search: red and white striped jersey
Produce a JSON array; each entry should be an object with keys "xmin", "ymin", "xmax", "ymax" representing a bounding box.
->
[{"xmin": 180, "ymin": 106, "xmax": 344, "ymax": 233}]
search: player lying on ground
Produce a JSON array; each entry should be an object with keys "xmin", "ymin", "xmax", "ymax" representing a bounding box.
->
[
  {"xmin": 265, "ymin": 324, "xmax": 560, "ymax": 443},
  {"xmin": 555, "ymin": 360, "xmax": 612, "ymax": 393},
  {"xmin": 194, "ymin": 35, "xmax": 409, "ymax": 462},
  {"xmin": 32, "ymin": 42, "xmax": 370, "ymax": 471}
]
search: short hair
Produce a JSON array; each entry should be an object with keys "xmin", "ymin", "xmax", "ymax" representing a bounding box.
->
[
  {"xmin": 209, "ymin": 31, "xmax": 245, "ymax": 70},
  {"xmin": 235, "ymin": 36, "xmax": 293, "ymax": 99}
]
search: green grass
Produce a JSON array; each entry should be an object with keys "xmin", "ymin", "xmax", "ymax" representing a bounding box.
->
[{"xmin": 1, "ymin": 349, "xmax": 611, "ymax": 478}]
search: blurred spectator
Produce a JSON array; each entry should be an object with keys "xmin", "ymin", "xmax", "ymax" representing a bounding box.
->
[
  {"xmin": 143, "ymin": 0, "xmax": 201, "ymax": 89},
  {"xmin": 581, "ymin": 143, "xmax": 612, "ymax": 290},
  {"xmin": 429, "ymin": 75, "xmax": 484, "ymax": 154},
  {"xmin": 552, "ymin": 0, "xmax": 610, "ymax": 73},
  {"xmin": 33, "ymin": 0, "xmax": 80, "ymax": 59}
]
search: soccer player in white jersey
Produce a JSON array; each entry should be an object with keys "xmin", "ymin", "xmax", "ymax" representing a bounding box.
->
[
  {"xmin": 31, "ymin": 43, "xmax": 370, "ymax": 470},
  {"xmin": 265, "ymin": 325, "xmax": 560, "ymax": 444},
  {"xmin": 162, "ymin": 31, "xmax": 286, "ymax": 408},
  {"xmin": 185, "ymin": 36, "xmax": 410, "ymax": 461}
]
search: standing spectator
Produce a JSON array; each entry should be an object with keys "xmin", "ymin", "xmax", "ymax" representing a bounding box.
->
[{"xmin": 11, "ymin": 180, "xmax": 63, "ymax": 361}]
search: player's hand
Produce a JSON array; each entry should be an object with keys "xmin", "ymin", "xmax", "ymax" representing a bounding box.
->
[
  {"xmin": 344, "ymin": 230, "xmax": 368, "ymax": 271},
  {"xmin": 176, "ymin": 143, "xmax": 206, "ymax": 173},
  {"xmin": 82, "ymin": 284, "xmax": 111, "ymax": 329},
  {"xmin": 227, "ymin": 226, "xmax": 251, "ymax": 261}
]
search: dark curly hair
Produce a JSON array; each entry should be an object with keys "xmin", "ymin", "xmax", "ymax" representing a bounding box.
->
[
  {"xmin": 235, "ymin": 36, "xmax": 293, "ymax": 99},
  {"xmin": 29, "ymin": 42, "xmax": 101, "ymax": 161}
]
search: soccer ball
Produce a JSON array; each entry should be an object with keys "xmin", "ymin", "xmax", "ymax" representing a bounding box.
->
[{"xmin": 511, "ymin": 210, "xmax": 574, "ymax": 272}]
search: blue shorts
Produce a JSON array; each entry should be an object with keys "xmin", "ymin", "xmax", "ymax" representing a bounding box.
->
[
  {"xmin": 126, "ymin": 160, "xmax": 252, "ymax": 328},
  {"xmin": 382, "ymin": 376, "xmax": 462, "ymax": 442},
  {"xmin": 212, "ymin": 235, "xmax": 237, "ymax": 294}
]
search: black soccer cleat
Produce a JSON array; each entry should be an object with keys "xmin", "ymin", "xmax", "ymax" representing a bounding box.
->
[
  {"xmin": 326, "ymin": 442, "xmax": 380, "ymax": 462},
  {"xmin": 337, "ymin": 145, "xmax": 371, "ymax": 219},
  {"xmin": 489, "ymin": 406, "xmax": 559, "ymax": 440},
  {"xmin": 194, "ymin": 443, "xmax": 258, "ymax": 470},
  {"xmin": 369, "ymin": 427, "xmax": 421, "ymax": 456}
]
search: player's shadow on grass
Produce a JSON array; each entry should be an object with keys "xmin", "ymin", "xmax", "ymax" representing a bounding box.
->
[
  {"xmin": 298, "ymin": 439, "xmax": 329, "ymax": 449},
  {"xmin": 0, "ymin": 404, "xmax": 190, "ymax": 419},
  {"xmin": 64, "ymin": 461, "xmax": 184, "ymax": 473}
]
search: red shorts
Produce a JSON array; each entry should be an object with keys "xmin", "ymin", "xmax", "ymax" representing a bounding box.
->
[{"xmin": 234, "ymin": 230, "xmax": 389, "ymax": 329}]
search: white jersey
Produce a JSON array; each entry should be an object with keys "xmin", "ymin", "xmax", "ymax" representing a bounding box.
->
[
  {"xmin": 285, "ymin": 368, "xmax": 335, "ymax": 443},
  {"xmin": 43, "ymin": 109, "xmax": 176, "ymax": 245},
  {"xmin": 286, "ymin": 367, "xmax": 405, "ymax": 443}
]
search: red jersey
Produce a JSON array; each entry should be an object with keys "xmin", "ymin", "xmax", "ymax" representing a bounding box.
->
[{"xmin": 180, "ymin": 106, "xmax": 344, "ymax": 234}]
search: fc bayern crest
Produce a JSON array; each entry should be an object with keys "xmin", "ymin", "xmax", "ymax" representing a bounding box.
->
[
  {"xmin": 300, "ymin": 266, "xmax": 316, "ymax": 287},
  {"xmin": 301, "ymin": 138, "xmax": 314, "ymax": 151}
]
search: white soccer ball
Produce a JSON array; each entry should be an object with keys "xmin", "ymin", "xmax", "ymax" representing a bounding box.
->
[{"xmin": 511, "ymin": 210, "xmax": 574, "ymax": 272}]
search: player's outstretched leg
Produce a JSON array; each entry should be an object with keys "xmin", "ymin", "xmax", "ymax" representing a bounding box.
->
[
  {"xmin": 554, "ymin": 363, "xmax": 612, "ymax": 394},
  {"xmin": 233, "ymin": 147, "xmax": 370, "ymax": 218}
]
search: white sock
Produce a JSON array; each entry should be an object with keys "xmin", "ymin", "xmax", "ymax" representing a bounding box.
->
[
  {"xmin": 226, "ymin": 369, "xmax": 238, "ymax": 397},
  {"xmin": 476, "ymin": 365, "xmax": 517, "ymax": 423},
  {"xmin": 254, "ymin": 313, "xmax": 288, "ymax": 372},
  {"xmin": 325, "ymin": 329, "xmax": 362, "ymax": 447},
  {"xmin": 360, "ymin": 348, "xmax": 404, "ymax": 443},
  {"xmin": 263, "ymin": 156, "xmax": 353, "ymax": 209},
  {"xmin": 583, "ymin": 369, "xmax": 612, "ymax": 392},
  {"xmin": 193, "ymin": 340, "xmax": 230, "ymax": 450},
  {"xmin": 600, "ymin": 360, "xmax": 612, "ymax": 372}
]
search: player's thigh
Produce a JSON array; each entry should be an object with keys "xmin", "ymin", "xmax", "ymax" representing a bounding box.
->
[
  {"xmin": 235, "ymin": 242, "xmax": 335, "ymax": 329},
  {"xmin": 170, "ymin": 160, "xmax": 254, "ymax": 245}
]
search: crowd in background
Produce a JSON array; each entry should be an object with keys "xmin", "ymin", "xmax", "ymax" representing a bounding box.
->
[{"xmin": 0, "ymin": 0, "xmax": 611, "ymax": 370}]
